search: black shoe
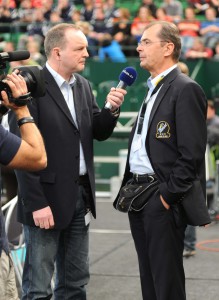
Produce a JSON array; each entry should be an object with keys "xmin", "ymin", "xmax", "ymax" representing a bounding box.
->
[{"xmin": 183, "ymin": 249, "xmax": 196, "ymax": 258}]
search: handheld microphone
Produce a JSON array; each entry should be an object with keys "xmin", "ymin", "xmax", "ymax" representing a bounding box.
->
[
  {"xmin": 0, "ymin": 51, "xmax": 30, "ymax": 62},
  {"xmin": 105, "ymin": 66, "xmax": 137, "ymax": 109}
]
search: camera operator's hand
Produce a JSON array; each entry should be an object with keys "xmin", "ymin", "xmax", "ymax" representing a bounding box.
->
[
  {"xmin": 0, "ymin": 70, "xmax": 47, "ymax": 171},
  {"xmin": 1, "ymin": 70, "xmax": 28, "ymax": 113}
]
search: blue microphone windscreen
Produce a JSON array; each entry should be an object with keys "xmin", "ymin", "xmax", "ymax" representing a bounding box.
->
[{"xmin": 119, "ymin": 67, "xmax": 137, "ymax": 86}]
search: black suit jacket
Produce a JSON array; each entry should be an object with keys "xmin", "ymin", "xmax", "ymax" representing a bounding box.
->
[
  {"xmin": 10, "ymin": 67, "xmax": 118, "ymax": 229},
  {"xmin": 114, "ymin": 67, "xmax": 210, "ymax": 226}
]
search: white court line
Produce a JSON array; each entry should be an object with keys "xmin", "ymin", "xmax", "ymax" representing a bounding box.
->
[{"xmin": 96, "ymin": 199, "xmax": 112, "ymax": 203}]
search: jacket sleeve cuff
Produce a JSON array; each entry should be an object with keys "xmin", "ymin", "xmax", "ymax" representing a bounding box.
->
[{"xmin": 159, "ymin": 182, "xmax": 186, "ymax": 205}]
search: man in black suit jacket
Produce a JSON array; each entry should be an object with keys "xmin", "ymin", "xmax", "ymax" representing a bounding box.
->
[
  {"xmin": 114, "ymin": 21, "xmax": 210, "ymax": 300},
  {"xmin": 10, "ymin": 23, "xmax": 126, "ymax": 299}
]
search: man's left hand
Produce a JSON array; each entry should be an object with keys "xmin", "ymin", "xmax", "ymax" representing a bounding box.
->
[{"xmin": 160, "ymin": 195, "xmax": 170, "ymax": 210}]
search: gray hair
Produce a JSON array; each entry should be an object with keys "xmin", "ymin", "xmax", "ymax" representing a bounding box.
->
[{"xmin": 144, "ymin": 21, "xmax": 181, "ymax": 61}]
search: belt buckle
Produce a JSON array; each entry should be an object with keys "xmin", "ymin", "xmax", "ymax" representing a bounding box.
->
[{"xmin": 148, "ymin": 175, "xmax": 155, "ymax": 183}]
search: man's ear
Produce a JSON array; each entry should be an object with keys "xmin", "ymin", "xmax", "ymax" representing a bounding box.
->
[
  {"xmin": 54, "ymin": 48, "xmax": 61, "ymax": 60},
  {"xmin": 164, "ymin": 42, "xmax": 175, "ymax": 57}
]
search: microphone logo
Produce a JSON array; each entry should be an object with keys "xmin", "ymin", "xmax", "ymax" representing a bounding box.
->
[
  {"xmin": 104, "ymin": 66, "xmax": 137, "ymax": 110},
  {"xmin": 123, "ymin": 69, "xmax": 135, "ymax": 79}
]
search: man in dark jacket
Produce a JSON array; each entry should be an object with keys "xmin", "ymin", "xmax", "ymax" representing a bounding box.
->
[
  {"xmin": 10, "ymin": 23, "xmax": 126, "ymax": 299},
  {"xmin": 114, "ymin": 21, "xmax": 210, "ymax": 300}
]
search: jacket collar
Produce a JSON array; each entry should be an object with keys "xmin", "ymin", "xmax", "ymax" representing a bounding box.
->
[
  {"xmin": 43, "ymin": 67, "xmax": 83, "ymax": 129},
  {"xmin": 148, "ymin": 67, "xmax": 181, "ymax": 127}
]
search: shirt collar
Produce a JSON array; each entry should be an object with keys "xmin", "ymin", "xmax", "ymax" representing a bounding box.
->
[
  {"xmin": 147, "ymin": 64, "xmax": 177, "ymax": 91},
  {"xmin": 46, "ymin": 62, "xmax": 76, "ymax": 88}
]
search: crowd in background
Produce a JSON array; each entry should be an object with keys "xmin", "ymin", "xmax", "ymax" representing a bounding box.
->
[{"xmin": 1, "ymin": 0, "xmax": 219, "ymax": 63}]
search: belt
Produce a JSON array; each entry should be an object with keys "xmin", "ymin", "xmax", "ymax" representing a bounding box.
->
[
  {"xmin": 79, "ymin": 174, "xmax": 89, "ymax": 185},
  {"xmin": 131, "ymin": 173, "xmax": 157, "ymax": 184}
]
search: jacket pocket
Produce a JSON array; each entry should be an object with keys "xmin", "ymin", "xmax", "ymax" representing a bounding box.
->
[{"xmin": 180, "ymin": 180, "xmax": 210, "ymax": 226}]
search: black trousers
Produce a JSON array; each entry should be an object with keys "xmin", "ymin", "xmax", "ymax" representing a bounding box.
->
[{"xmin": 128, "ymin": 190, "xmax": 186, "ymax": 300}]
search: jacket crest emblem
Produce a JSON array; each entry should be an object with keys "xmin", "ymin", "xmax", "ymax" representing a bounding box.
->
[{"xmin": 156, "ymin": 121, "xmax": 170, "ymax": 138}]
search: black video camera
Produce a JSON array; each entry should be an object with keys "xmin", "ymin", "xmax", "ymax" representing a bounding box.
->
[{"xmin": 0, "ymin": 50, "xmax": 45, "ymax": 116}]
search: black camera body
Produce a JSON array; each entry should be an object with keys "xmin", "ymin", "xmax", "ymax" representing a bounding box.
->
[{"xmin": 0, "ymin": 51, "xmax": 46, "ymax": 116}]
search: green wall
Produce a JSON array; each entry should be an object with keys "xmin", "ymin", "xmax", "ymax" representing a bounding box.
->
[
  {"xmin": 84, "ymin": 59, "xmax": 219, "ymax": 190},
  {"xmin": 83, "ymin": 59, "xmax": 219, "ymax": 103}
]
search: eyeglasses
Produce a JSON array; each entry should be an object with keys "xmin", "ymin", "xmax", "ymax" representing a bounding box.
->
[{"xmin": 137, "ymin": 40, "xmax": 168, "ymax": 47}]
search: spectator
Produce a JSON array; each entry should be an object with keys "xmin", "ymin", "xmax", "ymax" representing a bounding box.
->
[
  {"xmin": 12, "ymin": 0, "xmax": 35, "ymax": 32},
  {"xmin": 1, "ymin": 40, "xmax": 39, "ymax": 73},
  {"xmin": 54, "ymin": 0, "xmax": 75, "ymax": 22},
  {"xmin": 177, "ymin": 60, "xmax": 190, "ymax": 74},
  {"xmin": 31, "ymin": 0, "xmax": 42, "ymax": 8},
  {"xmin": 131, "ymin": 5, "xmax": 155, "ymax": 42},
  {"xmin": 1, "ymin": 40, "xmax": 15, "ymax": 53},
  {"xmin": 155, "ymin": 7, "xmax": 173, "ymax": 22},
  {"xmin": 102, "ymin": 0, "xmax": 119, "ymax": 33},
  {"xmin": 80, "ymin": 0, "xmax": 95, "ymax": 22},
  {"xmin": 185, "ymin": 36, "xmax": 213, "ymax": 58},
  {"xmin": 0, "ymin": 2, "xmax": 13, "ymax": 27},
  {"xmin": 199, "ymin": 6, "xmax": 219, "ymax": 48},
  {"xmin": 76, "ymin": 20, "xmax": 99, "ymax": 56},
  {"xmin": 8, "ymin": 58, "xmax": 40, "ymax": 77},
  {"xmin": 183, "ymin": 225, "xmax": 197, "ymax": 257},
  {"xmin": 188, "ymin": 0, "xmax": 219, "ymax": 17},
  {"xmin": 160, "ymin": 0, "xmax": 183, "ymax": 22},
  {"xmin": 103, "ymin": 0, "xmax": 119, "ymax": 21},
  {"xmin": 98, "ymin": 32, "xmax": 127, "ymax": 62},
  {"xmin": 139, "ymin": 0, "xmax": 157, "ymax": 18},
  {"xmin": 187, "ymin": 0, "xmax": 211, "ymax": 15},
  {"xmin": 89, "ymin": 4, "xmax": 112, "ymax": 44},
  {"xmin": 41, "ymin": 0, "xmax": 54, "ymax": 21},
  {"xmin": 26, "ymin": 40, "xmax": 46, "ymax": 65},
  {"xmin": 49, "ymin": 9, "xmax": 62, "ymax": 24},
  {"xmin": 0, "ymin": 0, "xmax": 16, "ymax": 9},
  {"xmin": 210, "ymin": 0, "xmax": 219, "ymax": 17},
  {"xmin": 213, "ymin": 40, "xmax": 219, "ymax": 59},
  {"xmin": 91, "ymin": 0, "xmax": 116, "ymax": 33},
  {"xmin": 71, "ymin": 9, "xmax": 81, "ymax": 23},
  {"xmin": 17, "ymin": 7, "xmax": 47, "ymax": 51},
  {"xmin": 111, "ymin": 7, "xmax": 138, "ymax": 57},
  {"xmin": 207, "ymin": 99, "xmax": 219, "ymax": 148},
  {"xmin": 178, "ymin": 7, "xmax": 201, "ymax": 57}
]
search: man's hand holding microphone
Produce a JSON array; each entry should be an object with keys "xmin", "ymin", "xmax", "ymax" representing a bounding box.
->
[{"xmin": 104, "ymin": 67, "xmax": 137, "ymax": 112}]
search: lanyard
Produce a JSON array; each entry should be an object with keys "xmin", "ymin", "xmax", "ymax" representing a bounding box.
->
[{"xmin": 137, "ymin": 76, "xmax": 166, "ymax": 135}]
